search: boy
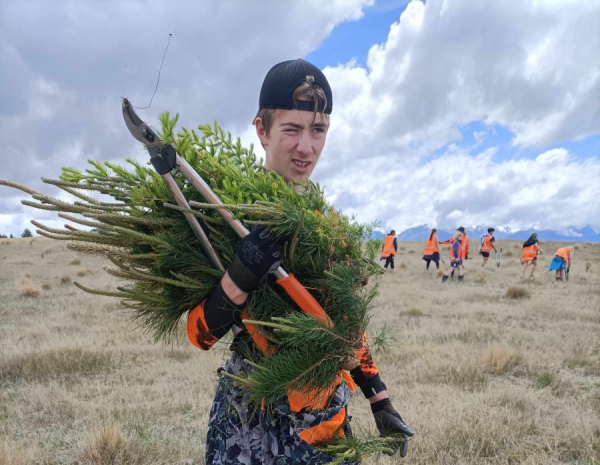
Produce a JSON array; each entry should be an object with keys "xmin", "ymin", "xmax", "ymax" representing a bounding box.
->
[{"xmin": 187, "ymin": 59, "xmax": 413, "ymax": 465}]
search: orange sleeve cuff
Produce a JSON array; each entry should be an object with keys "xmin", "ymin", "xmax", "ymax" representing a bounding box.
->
[{"xmin": 187, "ymin": 300, "xmax": 218, "ymax": 351}]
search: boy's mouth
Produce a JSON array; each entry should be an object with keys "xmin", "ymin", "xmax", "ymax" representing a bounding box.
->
[{"xmin": 292, "ymin": 159, "xmax": 311, "ymax": 169}]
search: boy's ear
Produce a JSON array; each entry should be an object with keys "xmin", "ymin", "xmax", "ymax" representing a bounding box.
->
[{"xmin": 255, "ymin": 117, "xmax": 269, "ymax": 147}]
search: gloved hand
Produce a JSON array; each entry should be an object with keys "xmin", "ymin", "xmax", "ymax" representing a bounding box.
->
[
  {"xmin": 371, "ymin": 398, "xmax": 414, "ymax": 437},
  {"xmin": 227, "ymin": 226, "xmax": 282, "ymax": 293},
  {"xmin": 371, "ymin": 398, "xmax": 414, "ymax": 457}
]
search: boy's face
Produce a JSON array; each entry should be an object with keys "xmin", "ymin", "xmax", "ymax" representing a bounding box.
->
[{"xmin": 255, "ymin": 109, "xmax": 329, "ymax": 183}]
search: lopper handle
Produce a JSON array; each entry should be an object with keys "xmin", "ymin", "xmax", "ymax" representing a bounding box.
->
[
  {"xmin": 276, "ymin": 274, "xmax": 333, "ymax": 328},
  {"xmin": 241, "ymin": 308, "xmax": 276, "ymax": 357}
]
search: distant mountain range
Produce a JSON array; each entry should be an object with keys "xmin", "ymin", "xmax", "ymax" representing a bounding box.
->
[{"xmin": 372, "ymin": 225, "xmax": 600, "ymax": 243}]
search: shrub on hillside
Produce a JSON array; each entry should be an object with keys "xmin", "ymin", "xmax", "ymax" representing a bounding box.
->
[
  {"xmin": 506, "ymin": 286, "xmax": 530, "ymax": 299},
  {"xmin": 19, "ymin": 280, "xmax": 41, "ymax": 298}
]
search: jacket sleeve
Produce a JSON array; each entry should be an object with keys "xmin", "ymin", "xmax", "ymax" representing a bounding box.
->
[
  {"xmin": 350, "ymin": 334, "xmax": 386, "ymax": 398},
  {"xmin": 440, "ymin": 238, "xmax": 453, "ymax": 245},
  {"xmin": 187, "ymin": 282, "xmax": 244, "ymax": 351},
  {"xmin": 393, "ymin": 238, "xmax": 398, "ymax": 252}
]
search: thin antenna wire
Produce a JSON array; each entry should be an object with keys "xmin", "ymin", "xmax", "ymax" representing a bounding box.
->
[{"xmin": 133, "ymin": 33, "xmax": 172, "ymax": 110}]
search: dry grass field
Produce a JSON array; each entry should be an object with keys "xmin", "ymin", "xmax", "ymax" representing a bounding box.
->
[{"xmin": 1, "ymin": 237, "xmax": 599, "ymax": 464}]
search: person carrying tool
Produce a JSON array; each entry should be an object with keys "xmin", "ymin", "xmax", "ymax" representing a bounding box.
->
[
  {"xmin": 440, "ymin": 227, "xmax": 468, "ymax": 277},
  {"xmin": 186, "ymin": 59, "xmax": 413, "ymax": 465},
  {"xmin": 479, "ymin": 227, "xmax": 497, "ymax": 269},
  {"xmin": 521, "ymin": 232, "xmax": 542, "ymax": 278},
  {"xmin": 442, "ymin": 230, "xmax": 464, "ymax": 282},
  {"xmin": 422, "ymin": 228, "xmax": 440, "ymax": 270},
  {"xmin": 381, "ymin": 230, "xmax": 398, "ymax": 270},
  {"xmin": 548, "ymin": 245, "xmax": 573, "ymax": 281}
]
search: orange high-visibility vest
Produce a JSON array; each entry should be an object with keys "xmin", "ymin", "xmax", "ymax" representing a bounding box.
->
[
  {"xmin": 423, "ymin": 233, "xmax": 439, "ymax": 255},
  {"xmin": 555, "ymin": 247, "xmax": 571, "ymax": 267},
  {"xmin": 461, "ymin": 236, "xmax": 470, "ymax": 259},
  {"xmin": 521, "ymin": 243, "xmax": 539, "ymax": 262},
  {"xmin": 381, "ymin": 235, "xmax": 396, "ymax": 258},
  {"xmin": 480, "ymin": 235, "xmax": 493, "ymax": 252},
  {"xmin": 450, "ymin": 240, "xmax": 463, "ymax": 262}
]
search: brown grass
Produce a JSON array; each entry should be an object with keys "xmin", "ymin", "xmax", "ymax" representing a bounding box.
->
[
  {"xmin": 408, "ymin": 250, "xmax": 415, "ymax": 254},
  {"xmin": 77, "ymin": 268, "xmax": 92, "ymax": 277},
  {"xmin": 0, "ymin": 348, "xmax": 114, "ymax": 382},
  {"xmin": 483, "ymin": 346, "xmax": 524, "ymax": 374},
  {"xmin": 41, "ymin": 283, "xmax": 51, "ymax": 290},
  {"xmin": 436, "ymin": 269, "xmax": 445, "ymax": 277},
  {"xmin": 70, "ymin": 258, "xmax": 81, "ymax": 265},
  {"xmin": 78, "ymin": 421, "xmax": 172, "ymax": 465},
  {"xmin": 44, "ymin": 247, "xmax": 52, "ymax": 254},
  {"xmin": 505, "ymin": 286, "xmax": 530, "ymax": 299},
  {"xmin": 0, "ymin": 237, "xmax": 598, "ymax": 463},
  {"xmin": 504, "ymin": 249, "xmax": 514, "ymax": 257},
  {"xmin": 19, "ymin": 279, "xmax": 41, "ymax": 298},
  {"xmin": 79, "ymin": 423, "xmax": 131, "ymax": 464},
  {"xmin": 0, "ymin": 442, "xmax": 37, "ymax": 465},
  {"xmin": 61, "ymin": 275, "xmax": 72, "ymax": 285},
  {"xmin": 399, "ymin": 262, "xmax": 407, "ymax": 269}
]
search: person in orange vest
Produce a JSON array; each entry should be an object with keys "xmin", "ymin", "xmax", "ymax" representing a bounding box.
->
[
  {"xmin": 440, "ymin": 227, "xmax": 469, "ymax": 277},
  {"xmin": 380, "ymin": 230, "xmax": 398, "ymax": 270},
  {"xmin": 461, "ymin": 229, "xmax": 470, "ymax": 260},
  {"xmin": 422, "ymin": 228, "xmax": 440, "ymax": 270},
  {"xmin": 479, "ymin": 227, "xmax": 498, "ymax": 269},
  {"xmin": 442, "ymin": 231, "xmax": 464, "ymax": 282},
  {"xmin": 185, "ymin": 60, "xmax": 413, "ymax": 465},
  {"xmin": 521, "ymin": 232, "xmax": 543, "ymax": 278},
  {"xmin": 548, "ymin": 246, "xmax": 573, "ymax": 281}
]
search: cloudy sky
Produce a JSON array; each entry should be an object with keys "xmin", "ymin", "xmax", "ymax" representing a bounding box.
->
[{"xmin": 1, "ymin": 0, "xmax": 599, "ymax": 237}]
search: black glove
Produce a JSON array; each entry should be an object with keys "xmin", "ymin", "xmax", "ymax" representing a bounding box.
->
[
  {"xmin": 371, "ymin": 398, "xmax": 413, "ymax": 458},
  {"xmin": 227, "ymin": 227, "xmax": 282, "ymax": 293},
  {"xmin": 371, "ymin": 398, "xmax": 414, "ymax": 437}
]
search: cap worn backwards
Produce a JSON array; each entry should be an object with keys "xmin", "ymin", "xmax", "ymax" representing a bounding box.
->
[{"xmin": 259, "ymin": 59, "xmax": 333, "ymax": 114}]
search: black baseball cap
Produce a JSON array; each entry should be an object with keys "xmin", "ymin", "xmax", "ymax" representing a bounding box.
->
[
  {"xmin": 488, "ymin": 227, "xmax": 495, "ymax": 233},
  {"xmin": 390, "ymin": 230, "xmax": 396, "ymax": 235},
  {"xmin": 457, "ymin": 227, "xmax": 466, "ymax": 233},
  {"xmin": 259, "ymin": 59, "xmax": 333, "ymax": 114}
]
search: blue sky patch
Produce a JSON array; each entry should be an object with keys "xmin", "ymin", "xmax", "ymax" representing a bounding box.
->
[{"xmin": 306, "ymin": 0, "xmax": 410, "ymax": 69}]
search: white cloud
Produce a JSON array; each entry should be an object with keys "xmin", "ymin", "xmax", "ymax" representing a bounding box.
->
[
  {"xmin": 311, "ymin": 0, "xmax": 600, "ymax": 232},
  {"xmin": 1, "ymin": 0, "xmax": 600, "ymax": 237},
  {"xmin": 0, "ymin": 0, "xmax": 372, "ymax": 235},
  {"xmin": 320, "ymin": 146, "xmax": 600, "ymax": 233}
]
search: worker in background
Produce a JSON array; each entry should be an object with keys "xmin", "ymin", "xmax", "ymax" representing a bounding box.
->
[
  {"xmin": 521, "ymin": 232, "xmax": 542, "ymax": 278},
  {"xmin": 422, "ymin": 228, "xmax": 440, "ymax": 270},
  {"xmin": 548, "ymin": 246, "xmax": 573, "ymax": 281},
  {"xmin": 442, "ymin": 230, "xmax": 464, "ymax": 282},
  {"xmin": 440, "ymin": 227, "xmax": 468, "ymax": 277},
  {"xmin": 479, "ymin": 227, "xmax": 498, "ymax": 269},
  {"xmin": 461, "ymin": 228, "xmax": 470, "ymax": 260},
  {"xmin": 380, "ymin": 230, "xmax": 398, "ymax": 270}
]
